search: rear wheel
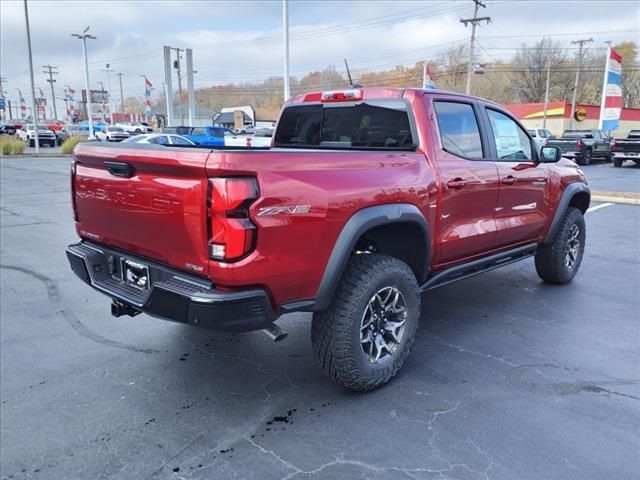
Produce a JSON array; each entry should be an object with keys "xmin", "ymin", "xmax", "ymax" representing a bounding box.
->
[
  {"xmin": 613, "ymin": 157, "xmax": 623, "ymax": 168},
  {"xmin": 535, "ymin": 207, "xmax": 585, "ymax": 284},
  {"xmin": 311, "ymin": 254, "xmax": 420, "ymax": 391},
  {"xmin": 578, "ymin": 150, "xmax": 591, "ymax": 166}
]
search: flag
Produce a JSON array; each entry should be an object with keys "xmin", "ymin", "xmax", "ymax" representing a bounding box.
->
[
  {"xmin": 18, "ymin": 88, "xmax": 26, "ymax": 119},
  {"xmin": 143, "ymin": 76, "xmax": 152, "ymax": 116},
  {"xmin": 423, "ymin": 63, "xmax": 436, "ymax": 90},
  {"xmin": 599, "ymin": 48, "xmax": 623, "ymax": 132}
]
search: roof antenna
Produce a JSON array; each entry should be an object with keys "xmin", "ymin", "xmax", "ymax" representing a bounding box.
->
[
  {"xmin": 344, "ymin": 59, "xmax": 363, "ymax": 89},
  {"xmin": 344, "ymin": 58, "xmax": 354, "ymax": 87}
]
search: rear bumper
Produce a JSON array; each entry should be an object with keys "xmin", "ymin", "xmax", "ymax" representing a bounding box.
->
[{"xmin": 66, "ymin": 241, "xmax": 276, "ymax": 332}]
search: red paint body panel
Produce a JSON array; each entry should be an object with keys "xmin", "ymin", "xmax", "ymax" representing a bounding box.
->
[{"xmin": 72, "ymin": 88, "xmax": 588, "ymax": 314}]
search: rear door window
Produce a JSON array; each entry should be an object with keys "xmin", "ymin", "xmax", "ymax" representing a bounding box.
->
[
  {"xmin": 433, "ymin": 101, "xmax": 484, "ymax": 159},
  {"xmin": 274, "ymin": 100, "xmax": 414, "ymax": 150}
]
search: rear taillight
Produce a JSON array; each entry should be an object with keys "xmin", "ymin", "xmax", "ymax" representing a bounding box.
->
[
  {"xmin": 71, "ymin": 159, "xmax": 78, "ymax": 221},
  {"xmin": 611, "ymin": 141, "xmax": 616, "ymax": 151},
  {"xmin": 576, "ymin": 139, "xmax": 583, "ymax": 149},
  {"xmin": 208, "ymin": 177, "xmax": 259, "ymax": 261}
]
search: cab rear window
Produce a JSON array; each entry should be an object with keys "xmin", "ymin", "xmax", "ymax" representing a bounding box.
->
[{"xmin": 274, "ymin": 101, "xmax": 415, "ymax": 150}]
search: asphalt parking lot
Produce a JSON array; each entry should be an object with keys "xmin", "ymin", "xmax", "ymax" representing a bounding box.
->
[{"xmin": 1, "ymin": 157, "xmax": 638, "ymax": 480}]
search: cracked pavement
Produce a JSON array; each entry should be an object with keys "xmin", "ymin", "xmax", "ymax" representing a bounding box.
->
[{"xmin": 1, "ymin": 157, "xmax": 639, "ymax": 480}]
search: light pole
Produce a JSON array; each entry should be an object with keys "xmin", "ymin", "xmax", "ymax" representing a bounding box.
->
[
  {"xmin": 102, "ymin": 64, "xmax": 115, "ymax": 124},
  {"xmin": 97, "ymin": 81, "xmax": 106, "ymax": 122},
  {"xmin": 72, "ymin": 27, "xmax": 97, "ymax": 139},
  {"xmin": 117, "ymin": 73, "xmax": 125, "ymax": 114},
  {"xmin": 282, "ymin": 0, "xmax": 290, "ymax": 101},
  {"xmin": 23, "ymin": 0, "xmax": 39, "ymax": 153}
]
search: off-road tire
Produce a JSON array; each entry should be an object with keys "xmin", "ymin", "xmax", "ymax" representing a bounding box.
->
[
  {"xmin": 613, "ymin": 157, "xmax": 623, "ymax": 168},
  {"xmin": 311, "ymin": 254, "xmax": 421, "ymax": 391},
  {"xmin": 535, "ymin": 207, "xmax": 585, "ymax": 284}
]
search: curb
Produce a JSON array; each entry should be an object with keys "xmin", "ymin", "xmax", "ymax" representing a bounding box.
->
[{"xmin": 591, "ymin": 195, "xmax": 640, "ymax": 205}]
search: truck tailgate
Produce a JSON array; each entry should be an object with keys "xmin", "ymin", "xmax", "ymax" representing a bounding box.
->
[{"xmin": 73, "ymin": 144, "xmax": 211, "ymax": 276}]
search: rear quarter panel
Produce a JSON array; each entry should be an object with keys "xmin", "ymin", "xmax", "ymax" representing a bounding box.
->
[{"xmin": 206, "ymin": 148, "xmax": 436, "ymax": 308}]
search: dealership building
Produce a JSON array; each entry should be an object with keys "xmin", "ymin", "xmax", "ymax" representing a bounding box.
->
[{"xmin": 504, "ymin": 101, "xmax": 640, "ymax": 137}]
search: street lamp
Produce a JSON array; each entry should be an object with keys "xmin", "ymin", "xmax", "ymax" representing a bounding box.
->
[{"xmin": 71, "ymin": 27, "xmax": 97, "ymax": 138}]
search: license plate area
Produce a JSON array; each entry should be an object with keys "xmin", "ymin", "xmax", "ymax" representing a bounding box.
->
[{"xmin": 121, "ymin": 259, "xmax": 150, "ymax": 291}]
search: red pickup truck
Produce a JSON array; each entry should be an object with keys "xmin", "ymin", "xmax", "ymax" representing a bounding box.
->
[{"xmin": 67, "ymin": 87, "xmax": 590, "ymax": 391}]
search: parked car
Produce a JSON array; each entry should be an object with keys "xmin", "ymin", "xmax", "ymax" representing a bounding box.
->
[
  {"xmin": 0, "ymin": 123, "xmax": 17, "ymax": 135},
  {"xmin": 96, "ymin": 126, "xmax": 130, "ymax": 142},
  {"xmin": 121, "ymin": 133, "xmax": 195, "ymax": 145},
  {"xmin": 17, "ymin": 124, "xmax": 56, "ymax": 147},
  {"xmin": 116, "ymin": 121, "xmax": 153, "ymax": 134},
  {"xmin": 41, "ymin": 120, "xmax": 64, "ymax": 132},
  {"xmin": 545, "ymin": 129, "xmax": 612, "ymax": 165},
  {"xmin": 527, "ymin": 128, "xmax": 554, "ymax": 152},
  {"xmin": 161, "ymin": 126, "xmax": 193, "ymax": 136},
  {"xmin": 236, "ymin": 125, "xmax": 255, "ymax": 135},
  {"xmin": 185, "ymin": 126, "xmax": 237, "ymax": 146},
  {"xmin": 612, "ymin": 130, "xmax": 640, "ymax": 167},
  {"xmin": 67, "ymin": 87, "xmax": 590, "ymax": 391},
  {"xmin": 78, "ymin": 120, "xmax": 109, "ymax": 133}
]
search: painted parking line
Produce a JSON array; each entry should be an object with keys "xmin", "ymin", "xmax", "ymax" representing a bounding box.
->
[{"xmin": 587, "ymin": 202, "xmax": 614, "ymax": 213}]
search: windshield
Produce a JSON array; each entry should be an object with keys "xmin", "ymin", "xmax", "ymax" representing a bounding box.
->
[{"xmin": 108, "ymin": 127, "xmax": 124, "ymax": 132}]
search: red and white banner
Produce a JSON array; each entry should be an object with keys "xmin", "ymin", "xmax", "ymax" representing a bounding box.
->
[{"xmin": 599, "ymin": 48, "xmax": 623, "ymax": 132}]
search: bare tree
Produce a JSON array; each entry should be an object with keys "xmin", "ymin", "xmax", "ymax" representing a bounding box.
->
[{"xmin": 511, "ymin": 38, "xmax": 570, "ymax": 102}]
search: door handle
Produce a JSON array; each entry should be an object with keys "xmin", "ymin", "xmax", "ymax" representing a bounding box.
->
[
  {"xmin": 104, "ymin": 161, "xmax": 133, "ymax": 178},
  {"xmin": 501, "ymin": 175, "xmax": 516, "ymax": 185},
  {"xmin": 447, "ymin": 178, "xmax": 467, "ymax": 189}
]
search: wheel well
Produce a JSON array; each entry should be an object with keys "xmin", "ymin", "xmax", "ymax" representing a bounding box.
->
[
  {"xmin": 355, "ymin": 222, "xmax": 428, "ymax": 282},
  {"xmin": 569, "ymin": 191, "xmax": 590, "ymax": 213}
]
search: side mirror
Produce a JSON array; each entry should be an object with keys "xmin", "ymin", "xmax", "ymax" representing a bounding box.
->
[{"xmin": 540, "ymin": 145, "xmax": 562, "ymax": 163}]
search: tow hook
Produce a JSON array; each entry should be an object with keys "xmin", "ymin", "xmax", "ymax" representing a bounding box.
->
[
  {"xmin": 262, "ymin": 323, "xmax": 288, "ymax": 342},
  {"xmin": 111, "ymin": 300, "xmax": 141, "ymax": 318}
]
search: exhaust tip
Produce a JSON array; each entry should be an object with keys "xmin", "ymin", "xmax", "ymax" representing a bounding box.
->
[{"xmin": 262, "ymin": 323, "xmax": 288, "ymax": 342}]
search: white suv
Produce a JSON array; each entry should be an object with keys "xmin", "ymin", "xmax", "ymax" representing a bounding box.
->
[
  {"xmin": 116, "ymin": 121, "xmax": 153, "ymax": 134},
  {"xmin": 17, "ymin": 124, "xmax": 57, "ymax": 147}
]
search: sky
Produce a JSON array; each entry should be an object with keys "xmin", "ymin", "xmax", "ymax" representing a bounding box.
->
[{"xmin": 1, "ymin": 0, "xmax": 639, "ymax": 111}]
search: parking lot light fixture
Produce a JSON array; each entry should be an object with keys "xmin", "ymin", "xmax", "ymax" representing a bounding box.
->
[{"xmin": 71, "ymin": 27, "xmax": 97, "ymax": 139}]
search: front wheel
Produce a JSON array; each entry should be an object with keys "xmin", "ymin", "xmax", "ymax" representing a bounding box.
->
[
  {"xmin": 535, "ymin": 207, "xmax": 586, "ymax": 284},
  {"xmin": 311, "ymin": 254, "xmax": 421, "ymax": 391}
]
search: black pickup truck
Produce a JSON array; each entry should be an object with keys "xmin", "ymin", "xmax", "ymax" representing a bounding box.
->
[
  {"xmin": 613, "ymin": 130, "xmax": 640, "ymax": 167},
  {"xmin": 546, "ymin": 129, "xmax": 612, "ymax": 166}
]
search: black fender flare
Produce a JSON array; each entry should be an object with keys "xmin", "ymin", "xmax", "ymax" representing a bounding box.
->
[
  {"xmin": 312, "ymin": 204, "xmax": 430, "ymax": 312},
  {"xmin": 543, "ymin": 183, "xmax": 590, "ymax": 245}
]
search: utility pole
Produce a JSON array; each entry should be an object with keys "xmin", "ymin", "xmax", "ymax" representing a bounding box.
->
[
  {"xmin": 72, "ymin": 27, "xmax": 97, "ymax": 139},
  {"xmin": 569, "ymin": 37, "xmax": 593, "ymax": 128},
  {"xmin": 282, "ymin": 0, "xmax": 291, "ymax": 101},
  {"xmin": 24, "ymin": 0, "xmax": 39, "ymax": 153},
  {"xmin": 460, "ymin": 0, "xmax": 490, "ymax": 95},
  {"xmin": 42, "ymin": 64, "xmax": 58, "ymax": 120},
  {"xmin": 117, "ymin": 73, "xmax": 125, "ymax": 113},
  {"xmin": 102, "ymin": 64, "xmax": 115, "ymax": 124},
  {"xmin": 542, "ymin": 57, "xmax": 551, "ymax": 129}
]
